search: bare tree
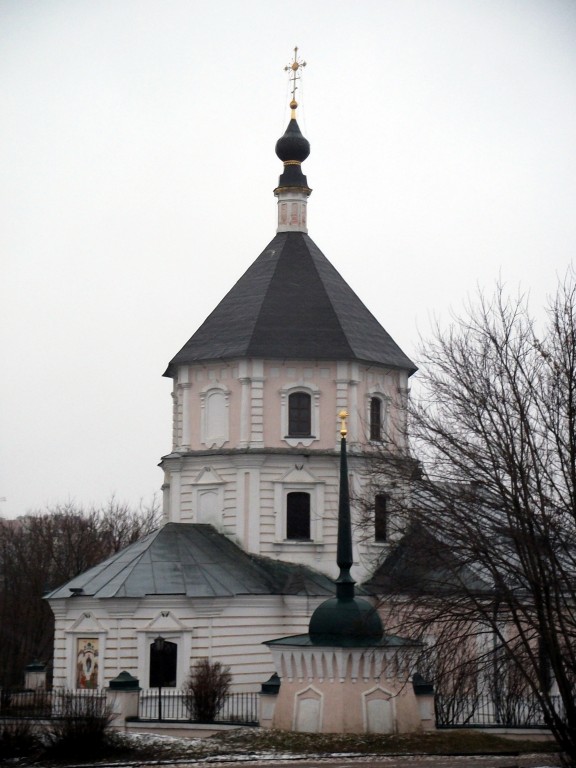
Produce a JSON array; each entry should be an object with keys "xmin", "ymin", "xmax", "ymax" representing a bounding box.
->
[
  {"xmin": 0, "ymin": 496, "xmax": 161, "ymax": 688},
  {"xmin": 183, "ymin": 658, "xmax": 231, "ymax": 722},
  {"xmin": 365, "ymin": 275, "xmax": 576, "ymax": 763}
]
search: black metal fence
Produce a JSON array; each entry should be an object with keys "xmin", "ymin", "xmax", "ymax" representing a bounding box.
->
[
  {"xmin": 435, "ymin": 693, "xmax": 562, "ymax": 728},
  {"xmin": 138, "ymin": 689, "xmax": 259, "ymax": 724},
  {"xmin": 0, "ymin": 688, "xmax": 107, "ymax": 719}
]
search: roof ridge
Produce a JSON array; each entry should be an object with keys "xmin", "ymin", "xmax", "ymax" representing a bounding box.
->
[
  {"xmin": 164, "ymin": 232, "xmax": 416, "ymax": 372},
  {"xmin": 244, "ymin": 233, "xmax": 288, "ymax": 355},
  {"xmin": 46, "ymin": 525, "xmax": 164, "ymax": 598},
  {"xmin": 300, "ymin": 233, "xmax": 356, "ymax": 359}
]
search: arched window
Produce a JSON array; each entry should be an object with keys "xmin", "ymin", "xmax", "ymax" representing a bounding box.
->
[
  {"xmin": 149, "ymin": 638, "xmax": 177, "ymax": 688},
  {"xmin": 286, "ymin": 492, "xmax": 311, "ymax": 540},
  {"xmin": 374, "ymin": 494, "xmax": 387, "ymax": 542},
  {"xmin": 288, "ymin": 392, "xmax": 312, "ymax": 437},
  {"xmin": 370, "ymin": 397, "xmax": 382, "ymax": 441}
]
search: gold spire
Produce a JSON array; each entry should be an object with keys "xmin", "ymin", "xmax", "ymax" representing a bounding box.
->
[
  {"xmin": 338, "ymin": 410, "xmax": 348, "ymax": 438},
  {"xmin": 284, "ymin": 46, "xmax": 306, "ymax": 118}
]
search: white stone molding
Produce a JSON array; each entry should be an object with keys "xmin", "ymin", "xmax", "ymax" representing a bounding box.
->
[
  {"xmin": 238, "ymin": 376, "xmax": 251, "ymax": 448},
  {"xmin": 347, "ymin": 363, "xmax": 360, "ymax": 443},
  {"xmin": 188, "ymin": 598, "xmax": 230, "ymax": 616},
  {"xmin": 362, "ymin": 685, "xmax": 396, "ymax": 734},
  {"xmin": 179, "ymin": 382, "xmax": 192, "ymax": 450},
  {"xmin": 236, "ymin": 456, "xmax": 264, "ymax": 552},
  {"xmin": 396, "ymin": 371, "xmax": 410, "ymax": 449},
  {"xmin": 67, "ymin": 611, "xmax": 106, "ymax": 633},
  {"xmin": 161, "ymin": 482, "xmax": 171, "ymax": 521},
  {"xmin": 293, "ymin": 685, "xmax": 323, "ymax": 732},
  {"xmin": 335, "ymin": 362, "xmax": 350, "ymax": 449},
  {"xmin": 190, "ymin": 466, "xmax": 225, "ymax": 526},
  {"xmin": 271, "ymin": 646, "xmax": 413, "ymax": 690},
  {"xmin": 280, "ymin": 382, "xmax": 320, "ymax": 448},
  {"xmin": 250, "ymin": 361, "xmax": 265, "ymax": 447},
  {"xmin": 170, "ymin": 390, "xmax": 178, "ymax": 450},
  {"xmin": 168, "ymin": 457, "xmax": 183, "ymax": 523},
  {"xmin": 64, "ymin": 613, "xmax": 107, "ymax": 689},
  {"xmin": 142, "ymin": 611, "xmax": 187, "ymax": 634},
  {"xmin": 200, "ymin": 386, "xmax": 230, "ymax": 449},
  {"xmin": 137, "ymin": 611, "xmax": 192, "ymax": 689}
]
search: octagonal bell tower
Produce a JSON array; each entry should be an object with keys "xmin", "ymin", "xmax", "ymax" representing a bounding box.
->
[{"xmin": 161, "ymin": 49, "xmax": 416, "ymax": 581}]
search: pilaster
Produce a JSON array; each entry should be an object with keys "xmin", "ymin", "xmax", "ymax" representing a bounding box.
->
[
  {"xmin": 180, "ymin": 382, "xmax": 192, "ymax": 450},
  {"xmin": 168, "ymin": 458, "xmax": 183, "ymax": 523},
  {"xmin": 250, "ymin": 360, "xmax": 265, "ymax": 448},
  {"xmin": 236, "ymin": 455, "xmax": 264, "ymax": 553},
  {"xmin": 239, "ymin": 362, "xmax": 251, "ymax": 448},
  {"xmin": 335, "ymin": 362, "xmax": 350, "ymax": 449}
]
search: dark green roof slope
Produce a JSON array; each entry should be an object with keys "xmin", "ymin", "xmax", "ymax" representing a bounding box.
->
[
  {"xmin": 265, "ymin": 632, "xmax": 419, "ymax": 649},
  {"xmin": 164, "ymin": 232, "xmax": 416, "ymax": 376},
  {"xmin": 46, "ymin": 523, "xmax": 335, "ymax": 600}
]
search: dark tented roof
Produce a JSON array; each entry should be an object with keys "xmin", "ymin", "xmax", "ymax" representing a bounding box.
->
[
  {"xmin": 363, "ymin": 523, "xmax": 492, "ymax": 596},
  {"xmin": 46, "ymin": 523, "xmax": 336, "ymax": 600},
  {"xmin": 164, "ymin": 232, "xmax": 416, "ymax": 376}
]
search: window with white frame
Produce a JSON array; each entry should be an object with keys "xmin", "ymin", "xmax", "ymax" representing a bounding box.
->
[
  {"xmin": 370, "ymin": 397, "xmax": 382, "ymax": 440},
  {"xmin": 274, "ymin": 467, "xmax": 325, "ymax": 543},
  {"xmin": 288, "ymin": 392, "xmax": 312, "ymax": 436},
  {"xmin": 149, "ymin": 637, "xmax": 178, "ymax": 688},
  {"xmin": 368, "ymin": 394, "xmax": 389, "ymax": 442},
  {"xmin": 286, "ymin": 491, "xmax": 311, "ymax": 540},
  {"xmin": 281, "ymin": 385, "xmax": 320, "ymax": 447},
  {"xmin": 138, "ymin": 612, "xmax": 192, "ymax": 691}
]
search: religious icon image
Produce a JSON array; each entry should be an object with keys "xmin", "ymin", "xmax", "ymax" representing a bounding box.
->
[{"xmin": 76, "ymin": 638, "xmax": 99, "ymax": 689}]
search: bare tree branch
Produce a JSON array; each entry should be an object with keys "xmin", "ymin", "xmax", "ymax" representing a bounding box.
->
[{"xmin": 362, "ymin": 273, "xmax": 576, "ymax": 762}]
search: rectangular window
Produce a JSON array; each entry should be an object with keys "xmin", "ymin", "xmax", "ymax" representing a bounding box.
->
[
  {"xmin": 150, "ymin": 638, "xmax": 178, "ymax": 688},
  {"xmin": 370, "ymin": 397, "xmax": 382, "ymax": 440},
  {"xmin": 287, "ymin": 492, "xmax": 311, "ymax": 540},
  {"xmin": 289, "ymin": 392, "xmax": 312, "ymax": 436},
  {"xmin": 375, "ymin": 494, "xmax": 387, "ymax": 542}
]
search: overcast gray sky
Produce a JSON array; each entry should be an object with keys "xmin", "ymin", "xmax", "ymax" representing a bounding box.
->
[{"xmin": 1, "ymin": 0, "xmax": 575, "ymax": 519}]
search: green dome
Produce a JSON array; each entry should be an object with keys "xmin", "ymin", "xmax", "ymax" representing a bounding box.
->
[{"xmin": 308, "ymin": 596, "xmax": 383, "ymax": 644}]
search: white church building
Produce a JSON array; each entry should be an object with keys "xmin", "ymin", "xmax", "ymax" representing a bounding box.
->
[{"xmin": 47, "ymin": 64, "xmax": 416, "ymax": 695}]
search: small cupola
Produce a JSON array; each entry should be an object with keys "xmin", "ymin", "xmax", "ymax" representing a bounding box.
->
[{"xmin": 274, "ymin": 47, "xmax": 312, "ymax": 233}]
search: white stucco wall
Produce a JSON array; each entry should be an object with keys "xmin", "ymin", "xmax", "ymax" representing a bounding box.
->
[
  {"xmin": 162, "ymin": 358, "xmax": 409, "ymax": 581},
  {"xmin": 50, "ymin": 593, "xmax": 325, "ymax": 692}
]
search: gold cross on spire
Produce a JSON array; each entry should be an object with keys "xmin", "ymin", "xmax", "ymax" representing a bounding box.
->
[
  {"xmin": 284, "ymin": 46, "xmax": 306, "ymax": 118},
  {"xmin": 338, "ymin": 410, "xmax": 349, "ymax": 438}
]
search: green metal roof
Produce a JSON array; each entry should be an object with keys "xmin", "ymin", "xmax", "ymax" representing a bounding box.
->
[{"xmin": 46, "ymin": 523, "xmax": 336, "ymax": 600}]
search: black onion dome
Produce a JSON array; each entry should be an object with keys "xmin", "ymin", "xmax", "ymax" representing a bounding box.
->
[
  {"xmin": 275, "ymin": 118, "xmax": 310, "ymax": 163},
  {"xmin": 308, "ymin": 596, "xmax": 384, "ymax": 645}
]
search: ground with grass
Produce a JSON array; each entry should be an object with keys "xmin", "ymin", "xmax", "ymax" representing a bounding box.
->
[
  {"xmin": 209, "ymin": 728, "xmax": 558, "ymax": 756},
  {"xmin": 3, "ymin": 727, "xmax": 559, "ymax": 766}
]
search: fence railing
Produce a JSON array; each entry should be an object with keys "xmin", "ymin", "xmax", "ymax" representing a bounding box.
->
[
  {"xmin": 138, "ymin": 689, "xmax": 259, "ymax": 724},
  {"xmin": 0, "ymin": 688, "xmax": 107, "ymax": 719},
  {"xmin": 435, "ymin": 693, "xmax": 562, "ymax": 728}
]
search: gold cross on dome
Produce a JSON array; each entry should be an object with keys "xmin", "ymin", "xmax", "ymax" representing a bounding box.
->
[{"xmin": 284, "ymin": 46, "xmax": 306, "ymax": 116}]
